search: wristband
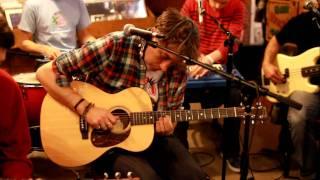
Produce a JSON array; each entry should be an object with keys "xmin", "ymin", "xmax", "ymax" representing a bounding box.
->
[
  {"xmin": 81, "ymin": 103, "xmax": 94, "ymax": 120},
  {"xmin": 74, "ymin": 98, "xmax": 85, "ymax": 110}
]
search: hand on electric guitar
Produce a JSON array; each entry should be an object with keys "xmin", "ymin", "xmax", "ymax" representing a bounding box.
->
[
  {"xmin": 262, "ymin": 47, "xmax": 320, "ymax": 103},
  {"xmin": 262, "ymin": 62, "xmax": 286, "ymax": 84}
]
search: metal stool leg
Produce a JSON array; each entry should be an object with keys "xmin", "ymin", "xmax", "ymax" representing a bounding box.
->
[{"xmin": 29, "ymin": 126, "xmax": 43, "ymax": 151}]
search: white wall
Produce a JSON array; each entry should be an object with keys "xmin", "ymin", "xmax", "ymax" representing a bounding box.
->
[{"xmin": 0, "ymin": 0, "xmax": 23, "ymax": 9}]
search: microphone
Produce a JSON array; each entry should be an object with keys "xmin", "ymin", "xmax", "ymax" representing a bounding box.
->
[
  {"xmin": 304, "ymin": 0, "xmax": 320, "ymax": 16},
  {"xmin": 198, "ymin": 0, "xmax": 204, "ymax": 24},
  {"xmin": 123, "ymin": 24, "xmax": 165, "ymax": 39},
  {"xmin": 304, "ymin": 0, "xmax": 314, "ymax": 9}
]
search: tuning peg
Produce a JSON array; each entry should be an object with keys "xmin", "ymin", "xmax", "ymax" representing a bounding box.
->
[
  {"xmin": 256, "ymin": 101, "xmax": 262, "ymax": 106},
  {"xmin": 115, "ymin": 172, "xmax": 121, "ymax": 179},
  {"xmin": 103, "ymin": 172, "xmax": 109, "ymax": 179},
  {"xmin": 127, "ymin": 171, "xmax": 133, "ymax": 179}
]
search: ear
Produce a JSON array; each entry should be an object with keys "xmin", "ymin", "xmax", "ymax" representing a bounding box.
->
[{"xmin": 150, "ymin": 27, "xmax": 160, "ymax": 33}]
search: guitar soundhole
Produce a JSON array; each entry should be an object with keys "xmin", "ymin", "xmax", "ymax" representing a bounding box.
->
[
  {"xmin": 91, "ymin": 109, "xmax": 131, "ymax": 147},
  {"xmin": 112, "ymin": 109, "xmax": 130, "ymax": 129}
]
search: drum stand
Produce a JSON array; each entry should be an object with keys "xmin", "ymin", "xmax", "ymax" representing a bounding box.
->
[{"xmin": 30, "ymin": 126, "xmax": 43, "ymax": 151}]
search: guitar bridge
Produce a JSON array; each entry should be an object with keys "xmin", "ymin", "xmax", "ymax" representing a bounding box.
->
[{"xmin": 79, "ymin": 116, "xmax": 89, "ymax": 139}]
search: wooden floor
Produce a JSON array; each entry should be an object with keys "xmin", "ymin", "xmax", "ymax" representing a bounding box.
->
[
  {"xmin": 29, "ymin": 150, "xmax": 300, "ymax": 180},
  {"xmin": 29, "ymin": 120, "xmax": 302, "ymax": 180}
]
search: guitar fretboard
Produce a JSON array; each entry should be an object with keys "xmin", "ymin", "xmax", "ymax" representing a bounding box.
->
[
  {"xmin": 130, "ymin": 107, "xmax": 244, "ymax": 125},
  {"xmin": 302, "ymin": 65, "xmax": 320, "ymax": 77}
]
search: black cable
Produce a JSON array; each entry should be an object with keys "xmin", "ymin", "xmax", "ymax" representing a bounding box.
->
[{"xmin": 248, "ymin": 152, "xmax": 281, "ymax": 172}]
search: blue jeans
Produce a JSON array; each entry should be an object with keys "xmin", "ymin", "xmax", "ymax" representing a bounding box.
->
[{"xmin": 287, "ymin": 91, "xmax": 320, "ymax": 176}]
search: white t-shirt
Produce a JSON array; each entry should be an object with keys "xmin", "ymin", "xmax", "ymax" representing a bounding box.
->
[
  {"xmin": 144, "ymin": 70, "xmax": 163, "ymax": 104},
  {"xmin": 18, "ymin": 0, "xmax": 91, "ymax": 52}
]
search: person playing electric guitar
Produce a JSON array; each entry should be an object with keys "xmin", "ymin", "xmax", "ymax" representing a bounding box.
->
[{"xmin": 262, "ymin": 0, "xmax": 320, "ymax": 178}]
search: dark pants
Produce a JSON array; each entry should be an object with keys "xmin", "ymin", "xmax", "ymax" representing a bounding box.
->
[
  {"xmin": 175, "ymin": 82, "xmax": 241, "ymax": 158},
  {"xmin": 92, "ymin": 135, "xmax": 208, "ymax": 180},
  {"xmin": 223, "ymin": 84, "xmax": 241, "ymax": 158}
]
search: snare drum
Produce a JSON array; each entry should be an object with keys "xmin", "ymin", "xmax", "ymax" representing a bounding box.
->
[{"xmin": 13, "ymin": 72, "xmax": 46, "ymax": 126}]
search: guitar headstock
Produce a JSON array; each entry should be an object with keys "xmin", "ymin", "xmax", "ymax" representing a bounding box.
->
[
  {"xmin": 240, "ymin": 103, "xmax": 268, "ymax": 124},
  {"xmin": 103, "ymin": 171, "xmax": 140, "ymax": 180}
]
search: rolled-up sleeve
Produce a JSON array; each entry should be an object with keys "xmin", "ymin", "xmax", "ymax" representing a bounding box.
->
[{"xmin": 52, "ymin": 36, "xmax": 113, "ymax": 87}]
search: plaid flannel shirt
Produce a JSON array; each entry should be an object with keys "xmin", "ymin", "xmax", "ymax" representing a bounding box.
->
[{"xmin": 53, "ymin": 32, "xmax": 187, "ymax": 110}]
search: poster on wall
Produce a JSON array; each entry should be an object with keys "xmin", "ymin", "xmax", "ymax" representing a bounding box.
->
[
  {"xmin": 4, "ymin": 8, "xmax": 22, "ymax": 29},
  {"xmin": 249, "ymin": 0, "xmax": 266, "ymax": 45},
  {"xmin": 265, "ymin": 0, "xmax": 300, "ymax": 41},
  {"xmin": 85, "ymin": 0, "xmax": 147, "ymax": 22},
  {"xmin": 0, "ymin": 0, "xmax": 23, "ymax": 29}
]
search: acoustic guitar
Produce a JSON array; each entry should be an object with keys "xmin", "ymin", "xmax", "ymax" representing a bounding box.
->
[
  {"xmin": 262, "ymin": 47, "xmax": 320, "ymax": 102},
  {"xmin": 40, "ymin": 81, "xmax": 267, "ymax": 168}
]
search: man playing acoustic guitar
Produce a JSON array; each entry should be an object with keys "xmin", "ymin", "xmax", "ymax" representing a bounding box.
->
[
  {"xmin": 37, "ymin": 8, "xmax": 209, "ymax": 180},
  {"xmin": 262, "ymin": 0, "xmax": 320, "ymax": 179}
]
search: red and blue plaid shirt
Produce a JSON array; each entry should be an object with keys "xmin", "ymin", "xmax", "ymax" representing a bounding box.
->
[{"xmin": 53, "ymin": 32, "xmax": 187, "ymax": 110}]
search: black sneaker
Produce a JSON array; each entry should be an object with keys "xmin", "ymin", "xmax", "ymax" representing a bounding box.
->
[{"xmin": 226, "ymin": 156, "xmax": 241, "ymax": 173}]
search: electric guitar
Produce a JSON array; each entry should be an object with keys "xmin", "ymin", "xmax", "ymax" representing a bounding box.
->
[
  {"xmin": 262, "ymin": 47, "xmax": 320, "ymax": 103},
  {"xmin": 40, "ymin": 81, "xmax": 267, "ymax": 168}
]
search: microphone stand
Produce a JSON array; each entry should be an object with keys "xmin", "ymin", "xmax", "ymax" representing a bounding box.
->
[
  {"xmin": 203, "ymin": 11, "xmax": 242, "ymax": 180},
  {"xmin": 310, "ymin": 7, "xmax": 320, "ymax": 18},
  {"xmin": 311, "ymin": 10, "xmax": 320, "ymax": 30},
  {"xmin": 146, "ymin": 40, "xmax": 303, "ymax": 179}
]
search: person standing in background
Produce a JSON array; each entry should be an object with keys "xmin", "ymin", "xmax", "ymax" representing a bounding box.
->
[
  {"xmin": 17, "ymin": 0, "xmax": 95, "ymax": 61},
  {"xmin": 180, "ymin": 0, "xmax": 246, "ymax": 173},
  {"xmin": 0, "ymin": 6, "xmax": 32, "ymax": 178}
]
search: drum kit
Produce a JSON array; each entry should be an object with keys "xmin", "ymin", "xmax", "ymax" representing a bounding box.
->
[
  {"xmin": 8, "ymin": 54, "xmax": 49, "ymax": 151},
  {"xmin": 13, "ymin": 72, "xmax": 46, "ymax": 127}
]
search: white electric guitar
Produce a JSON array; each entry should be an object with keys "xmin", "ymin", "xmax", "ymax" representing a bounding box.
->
[{"xmin": 262, "ymin": 47, "xmax": 320, "ymax": 103}]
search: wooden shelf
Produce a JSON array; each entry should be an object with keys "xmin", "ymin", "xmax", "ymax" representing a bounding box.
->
[{"xmin": 87, "ymin": 8, "xmax": 156, "ymax": 38}]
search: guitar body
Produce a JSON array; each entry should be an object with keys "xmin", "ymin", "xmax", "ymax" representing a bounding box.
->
[
  {"xmin": 40, "ymin": 81, "xmax": 154, "ymax": 168},
  {"xmin": 40, "ymin": 82, "xmax": 267, "ymax": 168},
  {"xmin": 263, "ymin": 47, "xmax": 320, "ymax": 102}
]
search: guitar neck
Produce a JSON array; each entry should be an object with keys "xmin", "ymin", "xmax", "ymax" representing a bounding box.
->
[
  {"xmin": 302, "ymin": 64, "xmax": 320, "ymax": 77},
  {"xmin": 130, "ymin": 107, "xmax": 244, "ymax": 125}
]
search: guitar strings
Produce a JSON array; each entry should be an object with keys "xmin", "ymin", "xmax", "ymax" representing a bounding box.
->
[{"xmin": 110, "ymin": 108, "xmax": 244, "ymax": 116}]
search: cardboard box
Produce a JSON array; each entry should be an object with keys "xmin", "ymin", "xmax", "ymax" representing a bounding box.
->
[{"xmin": 266, "ymin": 0, "xmax": 300, "ymax": 41}]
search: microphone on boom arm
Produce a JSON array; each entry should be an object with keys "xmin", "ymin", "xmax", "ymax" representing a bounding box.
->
[{"xmin": 123, "ymin": 24, "xmax": 165, "ymax": 40}]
